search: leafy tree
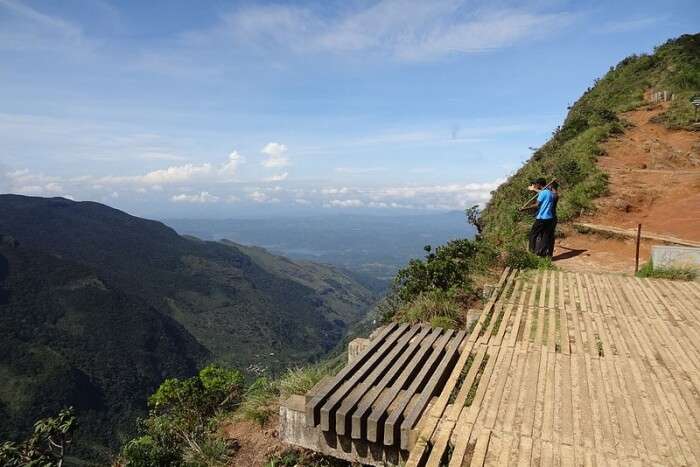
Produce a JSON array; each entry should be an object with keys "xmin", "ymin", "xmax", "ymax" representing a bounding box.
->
[
  {"xmin": 0, "ymin": 407, "xmax": 76, "ymax": 467},
  {"xmin": 464, "ymin": 205, "xmax": 484, "ymax": 236}
]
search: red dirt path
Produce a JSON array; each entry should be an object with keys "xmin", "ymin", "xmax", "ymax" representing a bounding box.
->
[{"xmin": 553, "ymin": 98, "xmax": 700, "ymax": 273}]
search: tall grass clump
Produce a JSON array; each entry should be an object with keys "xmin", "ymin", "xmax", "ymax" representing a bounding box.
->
[
  {"xmin": 278, "ymin": 366, "xmax": 329, "ymax": 398},
  {"xmin": 238, "ymin": 377, "xmax": 278, "ymax": 426},
  {"xmin": 394, "ymin": 289, "xmax": 463, "ymax": 329}
]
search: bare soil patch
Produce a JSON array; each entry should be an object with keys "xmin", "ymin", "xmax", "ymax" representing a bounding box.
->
[{"xmin": 554, "ymin": 99, "xmax": 700, "ymax": 273}]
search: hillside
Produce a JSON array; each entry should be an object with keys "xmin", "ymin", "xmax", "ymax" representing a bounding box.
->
[
  {"xmin": 0, "ymin": 194, "xmax": 378, "ymax": 459},
  {"xmin": 480, "ymin": 33, "xmax": 700, "ymax": 264}
]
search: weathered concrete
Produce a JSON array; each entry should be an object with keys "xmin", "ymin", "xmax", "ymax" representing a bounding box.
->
[
  {"xmin": 466, "ymin": 308, "xmax": 480, "ymax": 331},
  {"xmin": 280, "ymin": 395, "xmax": 405, "ymax": 466},
  {"xmin": 651, "ymin": 245, "xmax": 700, "ymax": 269},
  {"xmin": 347, "ymin": 338, "xmax": 370, "ymax": 363}
]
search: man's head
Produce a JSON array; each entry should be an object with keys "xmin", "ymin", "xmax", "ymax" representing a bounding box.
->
[{"xmin": 528, "ymin": 177, "xmax": 547, "ymax": 191}]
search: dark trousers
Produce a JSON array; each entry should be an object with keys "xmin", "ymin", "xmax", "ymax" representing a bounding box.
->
[{"xmin": 529, "ymin": 218, "xmax": 555, "ymax": 257}]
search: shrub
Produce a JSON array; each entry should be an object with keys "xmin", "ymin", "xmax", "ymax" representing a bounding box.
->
[
  {"xmin": 119, "ymin": 364, "xmax": 245, "ymax": 466},
  {"xmin": 505, "ymin": 248, "xmax": 553, "ymax": 270},
  {"xmin": 636, "ymin": 261, "xmax": 697, "ymax": 281},
  {"xmin": 394, "ymin": 289, "xmax": 463, "ymax": 328},
  {"xmin": 394, "ymin": 239, "xmax": 493, "ymax": 303}
]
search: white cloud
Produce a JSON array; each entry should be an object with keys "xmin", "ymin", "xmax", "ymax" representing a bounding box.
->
[
  {"xmin": 219, "ymin": 151, "xmax": 245, "ymax": 178},
  {"xmin": 321, "ymin": 187, "xmax": 349, "ymax": 195},
  {"xmin": 265, "ymin": 172, "xmax": 288, "ymax": 182},
  {"xmin": 335, "ymin": 167, "xmax": 386, "ymax": 174},
  {"xmin": 325, "ymin": 199, "xmax": 364, "ymax": 208},
  {"xmin": 597, "ymin": 17, "xmax": 660, "ymax": 34},
  {"xmin": 170, "ymin": 191, "xmax": 220, "ymax": 203},
  {"xmin": 248, "ymin": 191, "xmax": 280, "ymax": 203},
  {"xmin": 294, "ymin": 198, "xmax": 310, "ymax": 205},
  {"xmin": 0, "ymin": 0, "xmax": 90, "ymax": 53},
  {"xmin": 94, "ymin": 151, "xmax": 244, "ymax": 187},
  {"xmin": 209, "ymin": 1, "xmax": 573, "ymax": 62},
  {"xmin": 261, "ymin": 142, "xmax": 290, "ymax": 168},
  {"xmin": 140, "ymin": 163, "xmax": 213, "ymax": 185}
]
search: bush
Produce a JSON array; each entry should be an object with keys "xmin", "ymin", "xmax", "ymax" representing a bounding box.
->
[
  {"xmin": 636, "ymin": 261, "xmax": 697, "ymax": 281},
  {"xmin": 119, "ymin": 364, "xmax": 245, "ymax": 466},
  {"xmin": 394, "ymin": 239, "xmax": 493, "ymax": 303},
  {"xmin": 394, "ymin": 289, "xmax": 463, "ymax": 328},
  {"xmin": 505, "ymin": 248, "xmax": 553, "ymax": 270}
]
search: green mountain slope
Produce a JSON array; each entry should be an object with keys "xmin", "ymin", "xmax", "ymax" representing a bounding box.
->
[
  {"xmin": 481, "ymin": 33, "xmax": 700, "ymax": 248},
  {"xmin": 0, "ymin": 194, "xmax": 378, "ymax": 458}
]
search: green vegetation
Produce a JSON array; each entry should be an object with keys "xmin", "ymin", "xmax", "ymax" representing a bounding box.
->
[
  {"xmin": 379, "ymin": 239, "xmax": 495, "ymax": 325},
  {"xmin": 115, "ymin": 361, "xmax": 345, "ymax": 466},
  {"xmin": 118, "ymin": 365, "xmax": 243, "ymax": 467},
  {"xmin": 481, "ymin": 34, "xmax": 700, "ymax": 250},
  {"xmin": 0, "ymin": 408, "xmax": 76, "ymax": 467},
  {"xmin": 265, "ymin": 449, "xmax": 347, "ymax": 467},
  {"xmin": 636, "ymin": 261, "xmax": 697, "ymax": 281},
  {"xmin": 0, "ymin": 194, "xmax": 378, "ymax": 460},
  {"xmin": 386, "ymin": 34, "xmax": 699, "ymax": 330}
]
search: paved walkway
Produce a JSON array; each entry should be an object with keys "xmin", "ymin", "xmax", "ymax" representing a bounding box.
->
[{"xmin": 408, "ymin": 268, "xmax": 700, "ymax": 466}]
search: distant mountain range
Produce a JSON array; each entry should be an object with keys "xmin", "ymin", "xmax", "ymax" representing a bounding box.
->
[
  {"xmin": 165, "ymin": 212, "xmax": 475, "ymax": 280},
  {"xmin": 0, "ymin": 194, "xmax": 379, "ymax": 458}
]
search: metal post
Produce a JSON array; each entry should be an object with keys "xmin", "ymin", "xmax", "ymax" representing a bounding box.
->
[{"xmin": 635, "ymin": 224, "xmax": 642, "ymax": 273}]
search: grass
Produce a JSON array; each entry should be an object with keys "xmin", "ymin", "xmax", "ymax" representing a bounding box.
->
[
  {"xmin": 448, "ymin": 353, "xmax": 475, "ymax": 405},
  {"xmin": 394, "ymin": 289, "xmax": 463, "ymax": 328},
  {"xmin": 278, "ymin": 365, "xmax": 331, "ymax": 398},
  {"xmin": 636, "ymin": 261, "xmax": 697, "ymax": 281},
  {"xmin": 238, "ymin": 377, "xmax": 278, "ymax": 426},
  {"xmin": 464, "ymin": 355, "xmax": 489, "ymax": 407}
]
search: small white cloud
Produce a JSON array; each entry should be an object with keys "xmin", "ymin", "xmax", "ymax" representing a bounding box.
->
[
  {"xmin": 248, "ymin": 190, "xmax": 280, "ymax": 203},
  {"xmin": 294, "ymin": 198, "xmax": 310, "ymax": 205},
  {"xmin": 335, "ymin": 167, "xmax": 385, "ymax": 174},
  {"xmin": 170, "ymin": 191, "xmax": 220, "ymax": 203},
  {"xmin": 327, "ymin": 199, "xmax": 364, "ymax": 208},
  {"xmin": 261, "ymin": 142, "xmax": 290, "ymax": 168},
  {"xmin": 265, "ymin": 172, "xmax": 288, "ymax": 182},
  {"xmin": 320, "ymin": 187, "xmax": 349, "ymax": 195},
  {"xmin": 218, "ymin": 151, "xmax": 245, "ymax": 178},
  {"xmin": 226, "ymin": 195, "xmax": 240, "ymax": 203},
  {"xmin": 45, "ymin": 182, "xmax": 63, "ymax": 193}
]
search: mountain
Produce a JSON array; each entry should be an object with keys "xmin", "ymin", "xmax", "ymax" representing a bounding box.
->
[
  {"xmin": 480, "ymin": 33, "xmax": 700, "ymax": 252},
  {"xmin": 0, "ymin": 194, "xmax": 378, "ymax": 458}
]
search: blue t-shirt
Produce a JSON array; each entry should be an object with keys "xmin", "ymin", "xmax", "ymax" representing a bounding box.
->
[{"xmin": 536, "ymin": 189, "xmax": 555, "ymax": 220}]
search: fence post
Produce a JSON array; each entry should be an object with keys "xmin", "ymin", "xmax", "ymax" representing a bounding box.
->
[{"xmin": 635, "ymin": 224, "xmax": 642, "ymax": 273}]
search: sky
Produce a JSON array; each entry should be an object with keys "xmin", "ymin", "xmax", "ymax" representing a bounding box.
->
[{"xmin": 0, "ymin": 0, "xmax": 698, "ymax": 218}]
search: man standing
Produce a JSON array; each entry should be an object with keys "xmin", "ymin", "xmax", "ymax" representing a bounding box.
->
[{"xmin": 521, "ymin": 178, "xmax": 556, "ymax": 257}]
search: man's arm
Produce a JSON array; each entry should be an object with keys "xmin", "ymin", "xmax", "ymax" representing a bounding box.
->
[{"xmin": 519, "ymin": 188, "xmax": 542, "ymax": 212}]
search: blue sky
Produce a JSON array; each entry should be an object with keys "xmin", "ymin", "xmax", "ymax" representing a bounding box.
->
[{"xmin": 0, "ymin": 0, "xmax": 698, "ymax": 218}]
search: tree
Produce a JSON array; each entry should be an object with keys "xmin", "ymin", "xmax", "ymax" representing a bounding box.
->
[
  {"xmin": 0, "ymin": 407, "xmax": 77, "ymax": 467},
  {"xmin": 465, "ymin": 205, "xmax": 484, "ymax": 236}
]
